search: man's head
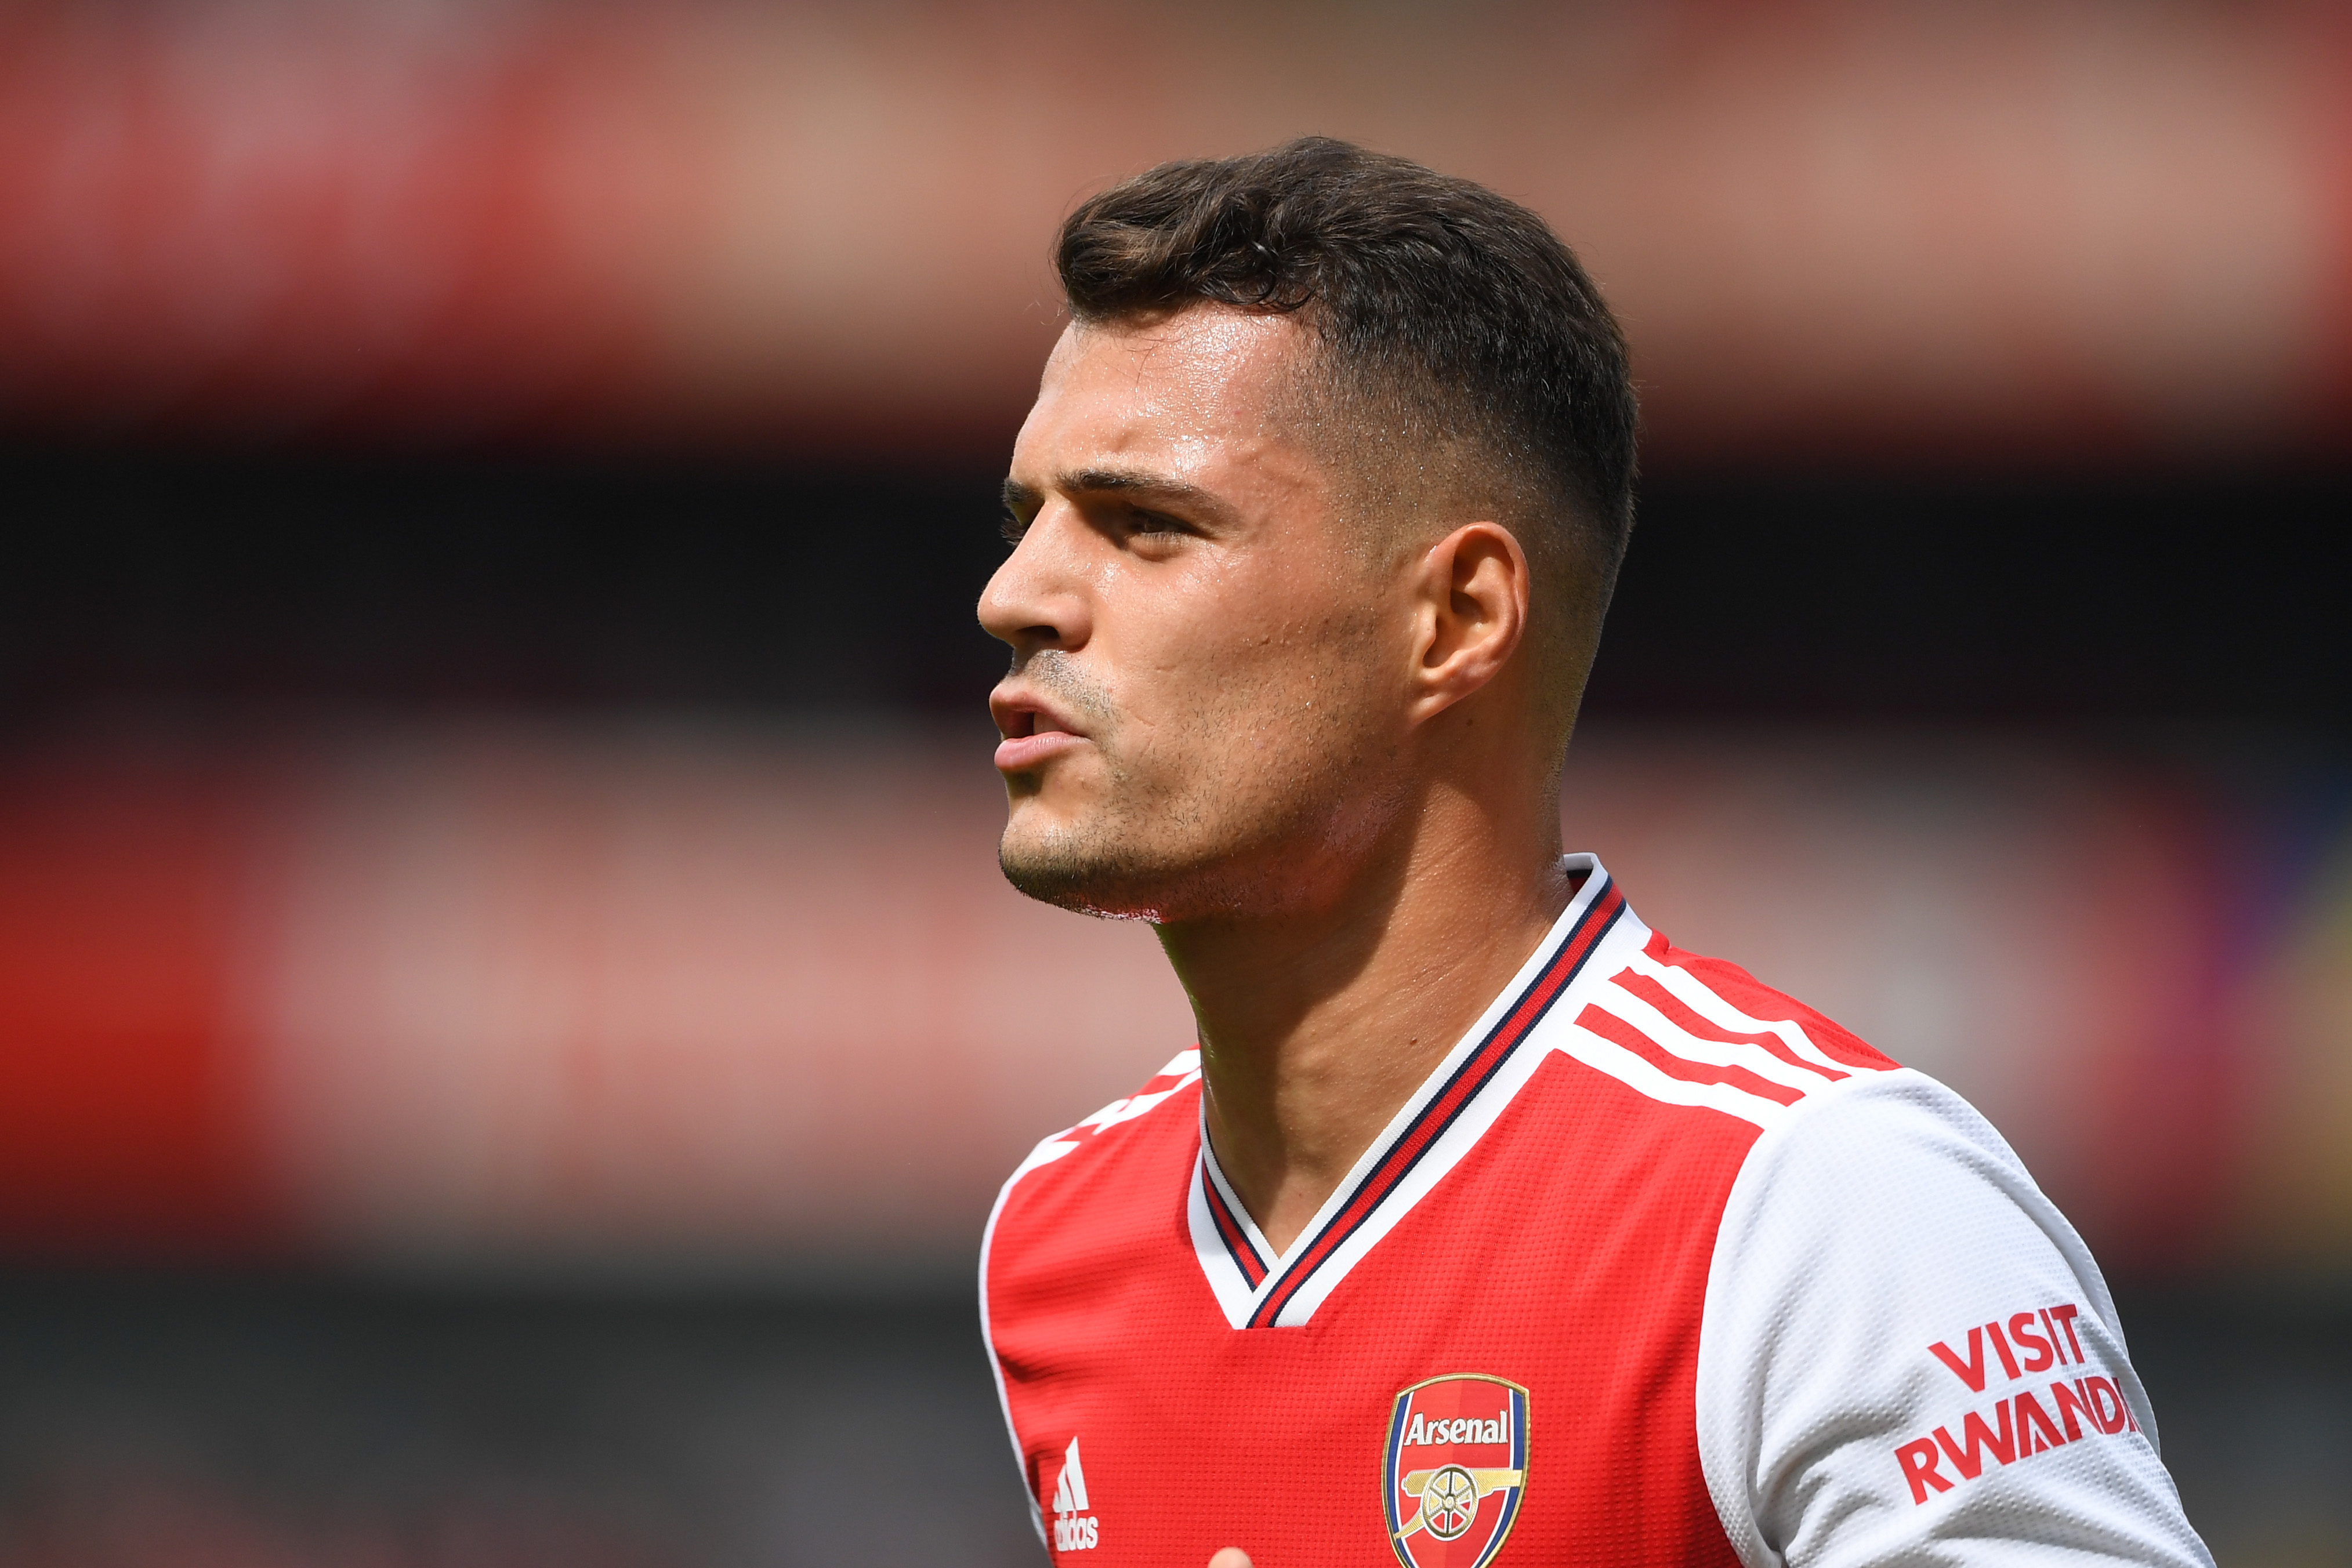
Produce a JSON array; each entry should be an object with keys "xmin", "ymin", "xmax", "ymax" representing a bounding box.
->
[{"xmin": 981, "ymin": 138, "xmax": 1636, "ymax": 923}]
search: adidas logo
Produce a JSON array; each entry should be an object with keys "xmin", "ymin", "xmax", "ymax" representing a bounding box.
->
[{"xmin": 1049, "ymin": 1437, "xmax": 1099, "ymax": 1552}]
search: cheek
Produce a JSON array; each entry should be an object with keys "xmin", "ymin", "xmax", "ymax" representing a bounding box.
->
[
  {"xmin": 1101, "ymin": 552, "xmax": 1397, "ymax": 770},
  {"xmin": 1156, "ymin": 616, "xmax": 1390, "ymax": 771}
]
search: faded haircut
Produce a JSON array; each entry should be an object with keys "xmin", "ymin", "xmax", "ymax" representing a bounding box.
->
[{"xmin": 1054, "ymin": 137, "xmax": 1639, "ymax": 727}]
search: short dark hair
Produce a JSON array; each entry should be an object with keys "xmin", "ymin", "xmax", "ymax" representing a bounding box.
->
[{"xmin": 1055, "ymin": 137, "xmax": 1639, "ymax": 672}]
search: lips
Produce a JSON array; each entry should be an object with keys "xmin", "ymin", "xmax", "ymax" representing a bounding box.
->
[
  {"xmin": 994, "ymin": 729, "xmax": 1085, "ymax": 771},
  {"xmin": 990, "ymin": 689, "xmax": 1090, "ymax": 774}
]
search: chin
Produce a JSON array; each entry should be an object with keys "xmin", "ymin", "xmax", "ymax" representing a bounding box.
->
[
  {"xmin": 996, "ymin": 818, "xmax": 1155, "ymax": 920},
  {"xmin": 999, "ymin": 820, "xmax": 1315, "ymax": 927},
  {"xmin": 996, "ymin": 853, "xmax": 1166, "ymax": 922}
]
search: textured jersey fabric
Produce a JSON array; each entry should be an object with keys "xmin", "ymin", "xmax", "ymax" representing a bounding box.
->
[{"xmin": 980, "ymin": 856, "xmax": 2211, "ymax": 1568}]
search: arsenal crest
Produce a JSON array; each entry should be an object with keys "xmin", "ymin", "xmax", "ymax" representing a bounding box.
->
[{"xmin": 1383, "ymin": 1374, "xmax": 1528, "ymax": 1568}]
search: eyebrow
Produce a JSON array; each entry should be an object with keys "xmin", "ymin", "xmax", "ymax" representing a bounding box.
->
[
  {"xmin": 1063, "ymin": 465, "xmax": 1220, "ymax": 507},
  {"xmin": 1002, "ymin": 466, "xmax": 1230, "ymax": 521}
]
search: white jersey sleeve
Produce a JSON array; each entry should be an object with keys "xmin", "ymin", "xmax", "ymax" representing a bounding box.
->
[{"xmin": 1695, "ymin": 1068, "xmax": 2212, "ymax": 1568}]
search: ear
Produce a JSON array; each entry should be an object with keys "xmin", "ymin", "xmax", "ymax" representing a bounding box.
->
[{"xmin": 1404, "ymin": 522, "xmax": 1531, "ymax": 725}]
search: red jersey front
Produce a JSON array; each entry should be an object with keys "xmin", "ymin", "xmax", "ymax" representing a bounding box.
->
[{"xmin": 981, "ymin": 857, "xmax": 2209, "ymax": 1568}]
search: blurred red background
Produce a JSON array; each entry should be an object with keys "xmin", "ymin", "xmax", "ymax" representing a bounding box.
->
[
  {"xmin": 1, "ymin": 0, "xmax": 2346, "ymax": 461},
  {"xmin": 4, "ymin": 724, "xmax": 2347, "ymax": 1276}
]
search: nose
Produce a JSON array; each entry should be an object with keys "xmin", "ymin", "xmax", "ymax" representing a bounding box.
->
[{"xmin": 978, "ymin": 506, "xmax": 1090, "ymax": 654}]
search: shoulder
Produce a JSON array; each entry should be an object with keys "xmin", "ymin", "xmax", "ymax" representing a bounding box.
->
[
  {"xmin": 1693, "ymin": 1069, "xmax": 2210, "ymax": 1567},
  {"xmin": 1532, "ymin": 921, "xmax": 1898, "ymax": 1149},
  {"xmin": 1590, "ymin": 927, "xmax": 1897, "ymax": 1079},
  {"xmin": 996, "ymin": 1047, "xmax": 1204, "ymax": 1193},
  {"xmin": 981, "ymin": 1048, "xmax": 1203, "ymax": 1265},
  {"xmin": 1551, "ymin": 909, "xmax": 2206, "ymax": 1562},
  {"xmin": 1637, "ymin": 930, "xmax": 1897, "ymax": 1070},
  {"xmin": 1716, "ymin": 1066, "xmax": 2046, "ymax": 1260},
  {"xmin": 1701, "ymin": 1066, "xmax": 2079, "ymax": 1373}
]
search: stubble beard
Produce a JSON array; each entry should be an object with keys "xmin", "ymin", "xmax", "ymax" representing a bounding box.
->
[
  {"xmin": 998, "ymin": 698, "xmax": 1402, "ymax": 928},
  {"xmin": 996, "ymin": 721, "xmax": 1281, "ymax": 923},
  {"xmin": 999, "ymin": 789, "xmax": 1304, "ymax": 925}
]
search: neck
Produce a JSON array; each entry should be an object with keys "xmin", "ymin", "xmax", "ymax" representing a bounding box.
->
[{"xmin": 1160, "ymin": 780, "xmax": 1570, "ymax": 1257}]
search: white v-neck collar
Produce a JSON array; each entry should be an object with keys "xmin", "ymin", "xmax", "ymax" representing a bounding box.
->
[{"xmin": 1186, "ymin": 854, "xmax": 1641, "ymax": 1329}]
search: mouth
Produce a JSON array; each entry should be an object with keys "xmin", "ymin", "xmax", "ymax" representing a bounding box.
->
[{"xmin": 990, "ymin": 690, "xmax": 1090, "ymax": 774}]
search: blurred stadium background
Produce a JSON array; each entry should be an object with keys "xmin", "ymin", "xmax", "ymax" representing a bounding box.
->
[{"xmin": 3, "ymin": 1, "xmax": 2350, "ymax": 1563}]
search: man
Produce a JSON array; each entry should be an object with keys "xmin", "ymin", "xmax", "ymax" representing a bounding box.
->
[{"xmin": 977, "ymin": 138, "xmax": 2208, "ymax": 1568}]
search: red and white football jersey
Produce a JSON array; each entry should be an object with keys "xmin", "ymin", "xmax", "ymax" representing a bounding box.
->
[{"xmin": 981, "ymin": 856, "xmax": 2211, "ymax": 1568}]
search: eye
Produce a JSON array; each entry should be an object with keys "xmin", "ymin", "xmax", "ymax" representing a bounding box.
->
[
  {"xmin": 999, "ymin": 508, "xmax": 1032, "ymax": 546},
  {"xmin": 1119, "ymin": 507, "xmax": 1204, "ymax": 545}
]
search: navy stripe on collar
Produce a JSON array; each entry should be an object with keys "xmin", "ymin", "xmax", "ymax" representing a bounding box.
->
[
  {"xmin": 1242, "ymin": 880, "xmax": 1626, "ymax": 1329},
  {"xmin": 1200, "ymin": 1162, "xmax": 1269, "ymax": 1288}
]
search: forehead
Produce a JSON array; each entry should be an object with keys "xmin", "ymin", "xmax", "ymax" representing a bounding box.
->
[{"xmin": 1013, "ymin": 308, "xmax": 1322, "ymax": 498}]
